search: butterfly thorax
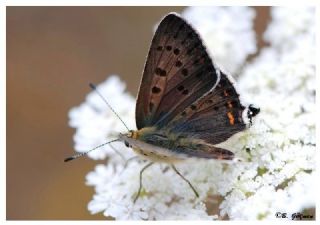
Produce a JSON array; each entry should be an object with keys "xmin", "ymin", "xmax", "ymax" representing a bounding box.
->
[{"xmin": 119, "ymin": 127, "xmax": 202, "ymax": 163}]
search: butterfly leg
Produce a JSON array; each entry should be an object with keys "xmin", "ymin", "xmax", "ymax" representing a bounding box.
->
[
  {"xmin": 123, "ymin": 156, "xmax": 140, "ymax": 169},
  {"xmin": 171, "ymin": 165, "xmax": 199, "ymax": 198},
  {"xmin": 133, "ymin": 162, "xmax": 154, "ymax": 203},
  {"xmin": 120, "ymin": 156, "xmax": 140, "ymax": 175}
]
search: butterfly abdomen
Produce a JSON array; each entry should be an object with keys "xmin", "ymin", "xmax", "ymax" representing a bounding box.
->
[{"xmin": 120, "ymin": 126, "xmax": 235, "ymax": 162}]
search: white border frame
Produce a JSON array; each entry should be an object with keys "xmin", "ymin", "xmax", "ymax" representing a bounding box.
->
[{"xmin": 2, "ymin": 0, "xmax": 319, "ymax": 224}]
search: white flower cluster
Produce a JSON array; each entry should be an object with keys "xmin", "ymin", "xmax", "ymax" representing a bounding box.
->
[
  {"xmin": 220, "ymin": 6, "xmax": 316, "ymax": 220},
  {"xmin": 182, "ymin": 6, "xmax": 257, "ymax": 74},
  {"xmin": 68, "ymin": 7, "xmax": 315, "ymax": 220}
]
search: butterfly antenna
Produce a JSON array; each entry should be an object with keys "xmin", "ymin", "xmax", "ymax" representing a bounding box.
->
[
  {"xmin": 89, "ymin": 83, "xmax": 130, "ymax": 131},
  {"xmin": 64, "ymin": 139, "xmax": 119, "ymax": 162}
]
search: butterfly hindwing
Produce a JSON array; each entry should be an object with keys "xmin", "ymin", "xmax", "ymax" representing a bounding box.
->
[
  {"xmin": 136, "ymin": 13, "xmax": 219, "ymax": 129},
  {"xmin": 168, "ymin": 71, "xmax": 247, "ymax": 145}
]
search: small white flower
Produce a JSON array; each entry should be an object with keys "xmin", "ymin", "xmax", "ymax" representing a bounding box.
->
[{"xmin": 217, "ymin": 6, "xmax": 315, "ymax": 220}]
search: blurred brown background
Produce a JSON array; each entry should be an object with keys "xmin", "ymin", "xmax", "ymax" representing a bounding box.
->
[{"xmin": 7, "ymin": 7, "xmax": 269, "ymax": 220}]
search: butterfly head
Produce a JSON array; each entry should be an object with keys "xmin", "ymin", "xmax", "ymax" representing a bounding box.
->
[
  {"xmin": 126, "ymin": 130, "xmax": 137, "ymax": 138},
  {"xmin": 119, "ymin": 130, "xmax": 138, "ymax": 148}
]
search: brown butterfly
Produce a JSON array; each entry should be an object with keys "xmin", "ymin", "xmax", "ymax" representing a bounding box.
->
[{"xmin": 65, "ymin": 13, "xmax": 260, "ymax": 203}]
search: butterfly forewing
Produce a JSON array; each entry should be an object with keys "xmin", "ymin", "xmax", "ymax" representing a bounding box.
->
[
  {"xmin": 136, "ymin": 13, "xmax": 219, "ymax": 129},
  {"xmin": 168, "ymin": 71, "xmax": 246, "ymax": 145}
]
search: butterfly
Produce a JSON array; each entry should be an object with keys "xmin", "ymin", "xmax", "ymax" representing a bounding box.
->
[
  {"xmin": 118, "ymin": 13, "xmax": 259, "ymax": 201},
  {"xmin": 65, "ymin": 12, "xmax": 260, "ymax": 203}
]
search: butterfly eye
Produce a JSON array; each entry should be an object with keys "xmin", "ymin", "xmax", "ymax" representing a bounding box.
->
[{"xmin": 124, "ymin": 141, "xmax": 130, "ymax": 148}]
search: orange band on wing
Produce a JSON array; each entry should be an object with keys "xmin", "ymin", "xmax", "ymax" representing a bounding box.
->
[{"xmin": 227, "ymin": 112, "xmax": 235, "ymax": 125}]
